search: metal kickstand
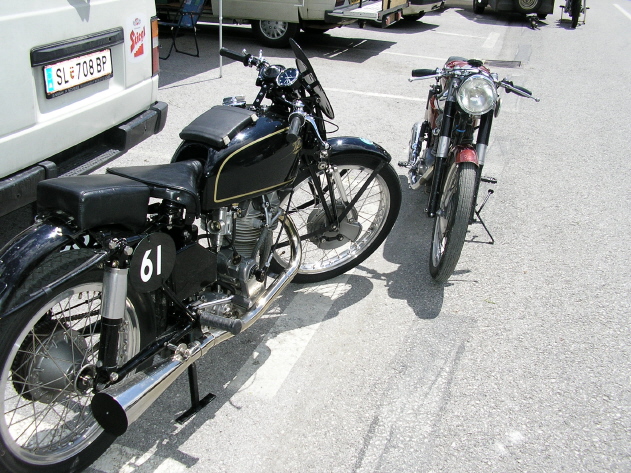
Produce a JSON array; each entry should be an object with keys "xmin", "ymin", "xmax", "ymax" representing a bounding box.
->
[
  {"xmin": 175, "ymin": 362, "xmax": 216, "ymax": 424},
  {"xmin": 473, "ymin": 176, "xmax": 496, "ymax": 244}
]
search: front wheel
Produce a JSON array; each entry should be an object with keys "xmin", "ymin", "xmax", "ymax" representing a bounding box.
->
[
  {"xmin": 570, "ymin": 0, "xmax": 581, "ymax": 27},
  {"xmin": 252, "ymin": 20, "xmax": 299, "ymax": 47},
  {"xmin": 275, "ymin": 155, "xmax": 402, "ymax": 283},
  {"xmin": 429, "ymin": 162, "xmax": 477, "ymax": 283},
  {"xmin": 0, "ymin": 250, "xmax": 155, "ymax": 473}
]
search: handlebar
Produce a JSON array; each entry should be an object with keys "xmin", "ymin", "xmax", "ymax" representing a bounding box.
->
[
  {"xmin": 220, "ymin": 48, "xmax": 252, "ymax": 66},
  {"xmin": 286, "ymin": 113, "xmax": 305, "ymax": 143},
  {"xmin": 411, "ymin": 68, "xmax": 438, "ymax": 78},
  {"xmin": 501, "ymin": 80, "xmax": 540, "ymax": 102}
]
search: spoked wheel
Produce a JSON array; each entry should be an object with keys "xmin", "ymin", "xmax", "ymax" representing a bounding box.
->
[
  {"xmin": 274, "ymin": 154, "xmax": 401, "ymax": 283},
  {"xmin": 429, "ymin": 162, "xmax": 477, "ymax": 283},
  {"xmin": 0, "ymin": 250, "xmax": 154, "ymax": 473},
  {"xmin": 570, "ymin": 0, "xmax": 581, "ymax": 27}
]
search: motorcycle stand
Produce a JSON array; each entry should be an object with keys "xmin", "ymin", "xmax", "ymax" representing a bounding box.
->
[
  {"xmin": 472, "ymin": 176, "xmax": 496, "ymax": 244},
  {"xmin": 175, "ymin": 333, "xmax": 216, "ymax": 424},
  {"xmin": 176, "ymin": 362, "xmax": 216, "ymax": 424}
]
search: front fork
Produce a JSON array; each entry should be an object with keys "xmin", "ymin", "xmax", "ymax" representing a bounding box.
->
[{"xmin": 427, "ymin": 100, "xmax": 456, "ymax": 218}]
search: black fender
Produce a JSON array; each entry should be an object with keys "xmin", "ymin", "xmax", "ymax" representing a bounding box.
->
[
  {"xmin": 0, "ymin": 222, "xmax": 86, "ymax": 317},
  {"xmin": 327, "ymin": 136, "xmax": 393, "ymax": 165}
]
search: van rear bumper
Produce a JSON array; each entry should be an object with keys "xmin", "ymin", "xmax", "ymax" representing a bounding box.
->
[{"xmin": 0, "ymin": 101, "xmax": 168, "ymax": 217}]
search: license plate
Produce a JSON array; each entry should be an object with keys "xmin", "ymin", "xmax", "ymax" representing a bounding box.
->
[{"xmin": 43, "ymin": 49, "xmax": 113, "ymax": 99}]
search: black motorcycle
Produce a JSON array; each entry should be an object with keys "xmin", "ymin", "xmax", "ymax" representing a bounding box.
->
[{"xmin": 0, "ymin": 40, "xmax": 401, "ymax": 473}]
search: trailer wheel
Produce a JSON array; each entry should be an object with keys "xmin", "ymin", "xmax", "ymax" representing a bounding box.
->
[
  {"xmin": 473, "ymin": 0, "xmax": 487, "ymax": 14},
  {"xmin": 514, "ymin": 0, "xmax": 542, "ymax": 13},
  {"xmin": 252, "ymin": 20, "xmax": 299, "ymax": 48}
]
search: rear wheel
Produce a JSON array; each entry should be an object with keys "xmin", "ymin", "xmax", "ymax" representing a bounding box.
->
[
  {"xmin": 252, "ymin": 20, "xmax": 299, "ymax": 47},
  {"xmin": 429, "ymin": 162, "xmax": 477, "ymax": 283},
  {"xmin": 275, "ymin": 155, "xmax": 401, "ymax": 283},
  {"xmin": 0, "ymin": 250, "xmax": 155, "ymax": 473}
]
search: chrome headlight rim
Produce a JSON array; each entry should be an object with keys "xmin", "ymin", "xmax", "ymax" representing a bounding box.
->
[{"xmin": 456, "ymin": 74, "xmax": 498, "ymax": 116}]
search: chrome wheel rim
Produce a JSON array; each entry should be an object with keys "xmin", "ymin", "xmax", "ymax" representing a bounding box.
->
[
  {"xmin": 280, "ymin": 165, "xmax": 391, "ymax": 276},
  {"xmin": 0, "ymin": 282, "xmax": 141, "ymax": 465},
  {"xmin": 431, "ymin": 164, "xmax": 458, "ymax": 267},
  {"xmin": 259, "ymin": 20, "xmax": 289, "ymax": 40}
]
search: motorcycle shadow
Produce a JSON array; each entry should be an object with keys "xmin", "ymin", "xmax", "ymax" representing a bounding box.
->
[
  {"xmin": 360, "ymin": 175, "xmax": 445, "ymax": 320},
  {"xmin": 102, "ymin": 274, "xmax": 375, "ymax": 469}
]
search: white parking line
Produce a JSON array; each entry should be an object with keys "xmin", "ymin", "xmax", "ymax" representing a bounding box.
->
[
  {"xmin": 614, "ymin": 3, "xmax": 631, "ymax": 21},
  {"xmin": 230, "ymin": 278, "xmax": 352, "ymax": 400},
  {"xmin": 327, "ymin": 87, "xmax": 425, "ymax": 102},
  {"xmin": 383, "ymin": 51, "xmax": 445, "ymax": 61},
  {"xmin": 90, "ymin": 443, "xmax": 187, "ymax": 473},
  {"xmin": 482, "ymin": 32, "xmax": 501, "ymax": 49},
  {"xmin": 433, "ymin": 31, "xmax": 486, "ymax": 39}
]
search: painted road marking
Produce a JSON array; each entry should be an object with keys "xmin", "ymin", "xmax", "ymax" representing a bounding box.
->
[
  {"xmin": 614, "ymin": 4, "xmax": 631, "ymax": 21},
  {"xmin": 483, "ymin": 32, "xmax": 501, "ymax": 49},
  {"xmin": 89, "ymin": 443, "xmax": 187, "ymax": 473},
  {"xmin": 230, "ymin": 277, "xmax": 352, "ymax": 400},
  {"xmin": 327, "ymin": 87, "xmax": 425, "ymax": 102}
]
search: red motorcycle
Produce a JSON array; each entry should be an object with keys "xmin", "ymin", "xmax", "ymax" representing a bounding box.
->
[{"xmin": 401, "ymin": 57, "xmax": 539, "ymax": 282}]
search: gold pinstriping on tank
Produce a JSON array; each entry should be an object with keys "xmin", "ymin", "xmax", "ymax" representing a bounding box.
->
[{"xmin": 214, "ymin": 127, "xmax": 292, "ymax": 203}]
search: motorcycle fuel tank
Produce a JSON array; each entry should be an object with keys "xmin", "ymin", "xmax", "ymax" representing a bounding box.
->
[{"xmin": 173, "ymin": 111, "xmax": 301, "ymax": 210}]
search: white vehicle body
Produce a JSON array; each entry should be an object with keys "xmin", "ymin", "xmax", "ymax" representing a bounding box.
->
[
  {"xmin": 0, "ymin": 0, "xmax": 168, "ymax": 217},
  {"xmin": 158, "ymin": 0, "xmax": 409, "ymax": 47}
]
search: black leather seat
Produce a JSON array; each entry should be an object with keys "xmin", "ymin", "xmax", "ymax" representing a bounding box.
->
[
  {"xmin": 179, "ymin": 105, "xmax": 257, "ymax": 148},
  {"xmin": 107, "ymin": 160, "xmax": 203, "ymax": 221},
  {"xmin": 37, "ymin": 174, "xmax": 151, "ymax": 232}
]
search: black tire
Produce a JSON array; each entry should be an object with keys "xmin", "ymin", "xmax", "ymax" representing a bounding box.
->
[
  {"xmin": 302, "ymin": 26, "xmax": 330, "ymax": 34},
  {"xmin": 429, "ymin": 162, "xmax": 477, "ymax": 283},
  {"xmin": 403, "ymin": 12, "xmax": 425, "ymax": 21},
  {"xmin": 275, "ymin": 155, "xmax": 401, "ymax": 283},
  {"xmin": 473, "ymin": 0, "xmax": 486, "ymax": 14},
  {"xmin": 252, "ymin": 20, "xmax": 299, "ymax": 48},
  {"xmin": 514, "ymin": 0, "xmax": 542, "ymax": 13},
  {"xmin": 570, "ymin": 0, "xmax": 581, "ymax": 27},
  {"xmin": 0, "ymin": 250, "xmax": 155, "ymax": 473}
]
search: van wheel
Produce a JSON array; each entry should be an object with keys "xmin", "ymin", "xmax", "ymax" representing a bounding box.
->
[
  {"xmin": 252, "ymin": 20, "xmax": 299, "ymax": 47},
  {"xmin": 514, "ymin": 0, "xmax": 542, "ymax": 13},
  {"xmin": 473, "ymin": 0, "xmax": 487, "ymax": 14}
]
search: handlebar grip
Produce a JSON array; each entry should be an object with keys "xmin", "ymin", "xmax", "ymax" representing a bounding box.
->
[
  {"xmin": 412, "ymin": 68, "xmax": 437, "ymax": 77},
  {"xmin": 286, "ymin": 115, "xmax": 304, "ymax": 143},
  {"xmin": 512, "ymin": 85, "xmax": 533, "ymax": 96},
  {"xmin": 220, "ymin": 48, "xmax": 250, "ymax": 66}
]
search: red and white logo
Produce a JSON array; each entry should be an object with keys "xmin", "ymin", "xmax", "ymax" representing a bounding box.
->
[{"xmin": 127, "ymin": 14, "xmax": 147, "ymax": 62}]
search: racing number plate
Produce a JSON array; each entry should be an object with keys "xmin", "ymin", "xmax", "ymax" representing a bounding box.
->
[{"xmin": 43, "ymin": 48, "xmax": 113, "ymax": 98}]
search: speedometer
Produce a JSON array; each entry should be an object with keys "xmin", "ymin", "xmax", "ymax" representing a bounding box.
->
[{"xmin": 277, "ymin": 68, "xmax": 299, "ymax": 87}]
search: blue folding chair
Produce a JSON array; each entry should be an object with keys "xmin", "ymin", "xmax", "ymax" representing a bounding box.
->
[{"xmin": 158, "ymin": 0, "xmax": 206, "ymax": 59}]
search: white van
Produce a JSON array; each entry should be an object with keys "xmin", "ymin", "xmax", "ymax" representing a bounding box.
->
[
  {"xmin": 159, "ymin": 0, "xmax": 409, "ymax": 47},
  {"xmin": 0, "ymin": 0, "xmax": 168, "ymax": 218}
]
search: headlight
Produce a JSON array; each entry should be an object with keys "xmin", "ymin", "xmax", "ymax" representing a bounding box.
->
[{"xmin": 456, "ymin": 74, "xmax": 497, "ymax": 116}]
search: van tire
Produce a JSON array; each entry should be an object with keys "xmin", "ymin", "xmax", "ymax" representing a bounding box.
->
[
  {"xmin": 252, "ymin": 20, "xmax": 299, "ymax": 47},
  {"xmin": 513, "ymin": 0, "xmax": 542, "ymax": 13},
  {"xmin": 473, "ymin": 0, "xmax": 487, "ymax": 13}
]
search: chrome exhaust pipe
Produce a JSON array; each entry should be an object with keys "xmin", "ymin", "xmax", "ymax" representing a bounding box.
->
[{"xmin": 91, "ymin": 215, "xmax": 301, "ymax": 436}]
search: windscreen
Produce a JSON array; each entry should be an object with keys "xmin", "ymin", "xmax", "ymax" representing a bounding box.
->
[{"xmin": 290, "ymin": 39, "xmax": 334, "ymax": 119}]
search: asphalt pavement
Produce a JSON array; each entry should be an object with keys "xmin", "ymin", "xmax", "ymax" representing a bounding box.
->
[{"xmin": 3, "ymin": 0, "xmax": 630, "ymax": 471}]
